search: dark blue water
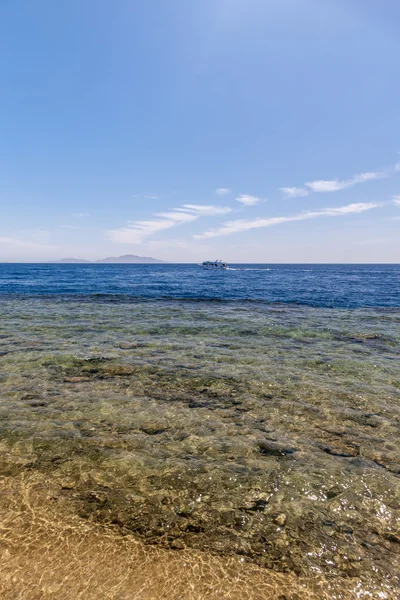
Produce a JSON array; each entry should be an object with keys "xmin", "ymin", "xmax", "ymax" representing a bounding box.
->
[{"xmin": 0, "ymin": 263, "xmax": 399, "ymax": 308}]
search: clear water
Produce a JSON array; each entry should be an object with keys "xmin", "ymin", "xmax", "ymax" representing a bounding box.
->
[{"xmin": 0, "ymin": 264, "xmax": 399, "ymax": 598}]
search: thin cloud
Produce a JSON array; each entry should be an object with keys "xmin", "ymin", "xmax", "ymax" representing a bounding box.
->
[
  {"xmin": 279, "ymin": 187, "xmax": 309, "ymax": 199},
  {"xmin": 144, "ymin": 239, "xmax": 190, "ymax": 250},
  {"xmin": 72, "ymin": 212, "xmax": 90, "ymax": 217},
  {"xmin": 106, "ymin": 204, "xmax": 231, "ymax": 244},
  {"xmin": 194, "ymin": 202, "xmax": 379, "ymax": 239},
  {"xmin": 306, "ymin": 170, "xmax": 385, "ymax": 193},
  {"xmin": 306, "ymin": 180, "xmax": 349, "ymax": 193},
  {"xmin": 237, "ymin": 194, "xmax": 263, "ymax": 206},
  {"xmin": 108, "ymin": 212, "xmax": 196, "ymax": 244},
  {"xmin": 279, "ymin": 161, "xmax": 400, "ymax": 197},
  {"xmin": 0, "ymin": 236, "xmax": 55, "ymax": 249},
  {"xmin": 11, "ymin": 229, "xmax": 51, "ymax": 245},
  {"xmin": 132, "ymin": 194, "xmax": 160, "ymax": 200},
  {"xmin": 393, "ymin": 195, "xmax": 400, "ymax": 206},
  {"xmin": 216, "ymin": 188, "xmax": 230, "ymax": 196},
  {"xmin": 177, "ymin": 204, "xmax": 231, "ymax": 216},
  {"xmin": 304, "ymin": 161, "xmax": 400, "ymax": 194}
]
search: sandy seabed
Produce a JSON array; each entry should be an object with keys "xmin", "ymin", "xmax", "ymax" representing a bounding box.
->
[{"xmin": 0, "ymin": 473, "xmax": 392, "ymax": 600}]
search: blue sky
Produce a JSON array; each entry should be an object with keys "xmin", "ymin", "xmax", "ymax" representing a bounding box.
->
[{"xmin": 1, "ymin": 0, "xmax": 400, "ymax": 262}]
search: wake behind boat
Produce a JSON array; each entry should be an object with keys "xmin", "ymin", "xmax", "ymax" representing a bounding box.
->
[{"xmin": 200, "ymin": 259, "xmax": 228, "ymax": 270}]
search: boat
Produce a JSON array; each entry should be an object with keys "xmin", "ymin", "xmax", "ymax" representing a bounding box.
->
[{"xmin": 200, "ymin": 259, "xmax": 228, "ymax": 270}]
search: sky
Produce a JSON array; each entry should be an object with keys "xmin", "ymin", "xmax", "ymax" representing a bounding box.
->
[{"xmin": 1, "ymin": 0, "xmax": 400, "ymax": 263}]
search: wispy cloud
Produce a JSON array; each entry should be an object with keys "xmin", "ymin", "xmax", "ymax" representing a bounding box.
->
[
  {"xmin": 393, "ymin": 194, "xmax": 400, "ymax": 206},
  {"xmin": 194, "ymin": 202, "xmax": 379, "ymax": 239},
  {"xmin": 237, "ymin": 194, "xmax": 263, "ymax": 206},
  {"xmin": 280, "ymin": 161, "xmax": 400, "ymax": 197},
  {"xmin": 107, "ymin": 204, "xmax": 231, "ymax": 244},
  {"xmin": 177, "ymin": 204, "xmax": 231, "ymax": 216},
  {"xmin": 305, "ymin": 170, "xmax": 385, "ymax": 193},
  {"xmin": 0, "ymin": 236, "xmax": 55, "ymax": 249},
  {"xmin": 107, "ymin": 212, "xmax": 196, "ymax": 244},
  {"xmin": 306, "ymin": 180, "xmax": 349, "ymax": 193},
  {"xmin": 216, "ymin": 188, "xmax": 230, "ymax": 196},
  {"xmin": 132, "ymin": 194, "xmax": 160, "ymax": 200},
  {"xmin": 279, "ymin": 187, "xmax": 309, "ymax": 199},
  {"xmin": 144, "ymin": 239, "xmax": 190, "ymax": 250},
  {"xmin": 10, "ymin": 229, "xmax": 52, "ymax": 245},
  {"xmin": 72, "ymin": 212, "xmax": 90, "ymax": 217}
]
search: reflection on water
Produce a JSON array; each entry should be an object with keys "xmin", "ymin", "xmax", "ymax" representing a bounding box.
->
[{"xmin": 0, "ymin": 297, "xmax": 399, "ymax": 598}]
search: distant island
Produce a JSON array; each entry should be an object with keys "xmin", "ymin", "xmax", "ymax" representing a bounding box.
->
[{"xmin": 51, "ymin": 254, "xmax": 164, "ymax": 264}]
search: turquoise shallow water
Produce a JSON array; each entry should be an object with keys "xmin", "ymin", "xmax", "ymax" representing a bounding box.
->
[{"xmin": 0, "ymin": 295, "xmax": 399, "ymax": 597}]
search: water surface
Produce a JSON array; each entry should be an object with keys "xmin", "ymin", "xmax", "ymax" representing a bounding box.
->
[
  {"xmin": 0, "ymin": 265, "xmax": 399, "ymax": 598},
  {"xmin": 0, "ymin": 262, "xmax": 399, "ymax": 307}
]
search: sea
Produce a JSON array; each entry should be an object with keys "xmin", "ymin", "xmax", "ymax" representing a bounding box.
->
[
  {"xmin": 0, "ymin": 263, "xmax": 399, "ymax": 599},
  {"xmin": 0, "ymin": 262, "xmax": 399, "ymax": 306}
]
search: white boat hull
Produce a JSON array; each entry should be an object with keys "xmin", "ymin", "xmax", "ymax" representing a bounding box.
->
[{"xmin": 200, "ymin": 260, "xmax": 228, "ymax": 270}]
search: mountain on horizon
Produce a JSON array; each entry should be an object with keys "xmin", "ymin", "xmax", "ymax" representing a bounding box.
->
[
  {"xmin": 51, "ymin": 254, "xmax": 164, "ymax": 264},
  {"xmin": 96, "ymin": 254, "xmax": 164, "ymax": 264}
]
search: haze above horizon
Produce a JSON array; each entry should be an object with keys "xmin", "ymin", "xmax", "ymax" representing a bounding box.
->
[{"xmin": 1, "ymin": 0, "xmax": 400, "ymax": 263}]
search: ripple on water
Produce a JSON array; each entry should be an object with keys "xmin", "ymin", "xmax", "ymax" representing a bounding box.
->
[{"xmin": 0, "ymin": 297, "xmax": 399, "ymax": 598}]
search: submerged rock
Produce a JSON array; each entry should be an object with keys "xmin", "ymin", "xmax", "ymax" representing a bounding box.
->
[
  {"xmin": 64, "ymin": 376, "xmax": 90, "ymax": 383},
  {"xmin": 273, "ymin": 513, "xmax": 287, "ymax": 527},
  {"xmin": 257, "ymin": 441, "xmax": 297, "ymax": 456}
]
